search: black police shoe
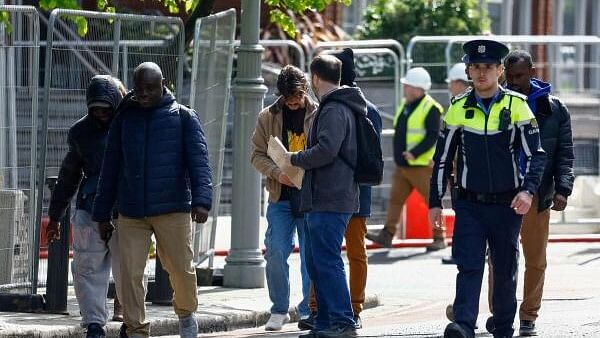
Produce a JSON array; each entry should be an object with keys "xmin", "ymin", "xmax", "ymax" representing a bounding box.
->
[
  {"xmin": 317, "ymin": 325, "xmax": 357, "ymax": 338},
  {"xmin": 298, "ymin": 312, "xmax": 316, "ymax": 330},
  {"xmin": 298, "ymin": 330, "xmax": 317, "ymax": 338},
  {"xmin": 86, "ymin": 323, "xmax": 106, "ymax": 338},
  {"xmin": 519, "ymin": 320, "xmax": 537, "ymax": 336},
  {"xmin": 486, "ymin": 316, "xmax": 496, "ymax": 334},
  {"xmin": 443, "ymin": 322, "xmax": 468, "ymax": 338}
]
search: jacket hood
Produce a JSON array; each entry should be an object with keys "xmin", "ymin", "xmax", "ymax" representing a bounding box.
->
[
  {"xmin": 268, "ymin": 95, "xmax": 318, "ymax": 116},
  {"xmin": 321, "ymin": 86, "xmax": 367, "ymax": 117},
  {"xmin": 86, "ymin": 75, "xmax": 123, "ymax": 113},
  {"xmin": 125, "ymin": 88, "xmax": 176, "ymax": 111},
  {"xmin": 528, "ymin": 78, "xmax": 551, "ymax": 102}
]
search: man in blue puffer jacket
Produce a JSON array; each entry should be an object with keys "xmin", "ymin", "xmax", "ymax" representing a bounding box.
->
[{"xmin": 92, "ymin": 62, "xmax": 212, "ymax": 338}]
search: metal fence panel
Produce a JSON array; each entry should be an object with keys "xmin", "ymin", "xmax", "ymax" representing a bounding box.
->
[
  {"xmin": 37, "ymin": 9, "xmax": 185, "ymax": 286},
  {"xmin": 189, "ymin": 9, "xmax": 236, "ymax": 267},
  {"xmin": 0, "ymin": 5, "xmax": 39, "ymax": 293}
]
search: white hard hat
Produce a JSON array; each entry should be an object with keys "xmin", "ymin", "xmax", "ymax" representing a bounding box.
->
[
  {"xmin": 446, "ymin": 63, "xmax": 468, "ymax": 83},
  {"xmin": 401, "ymin": 67, "xmax": 432, "ymax": 91}
]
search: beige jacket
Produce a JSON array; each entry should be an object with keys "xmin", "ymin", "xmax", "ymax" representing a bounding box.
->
[{"xmin": 250, "ymin": 96, "xmax": 318, "ymax": 202}]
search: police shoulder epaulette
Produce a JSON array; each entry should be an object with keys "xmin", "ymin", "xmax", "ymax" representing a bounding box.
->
[
  {"xmin": 451, "ymin": 87, "xmax": 472, "ymax": 105},
  {"xmin": 503, "ymin": 89, "xmax": 527, "ymax": 101}
]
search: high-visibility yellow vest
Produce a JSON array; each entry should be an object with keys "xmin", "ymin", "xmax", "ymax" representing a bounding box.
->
[{"xmin": 393, "ymin": 95, "xmax": 443, "ymax": 166}]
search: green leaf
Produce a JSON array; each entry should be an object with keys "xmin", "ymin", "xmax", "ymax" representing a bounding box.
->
[
  {"xmin": 185, "ymin": 0, "xmax": 194, "ymax": 14},
  {"xmin": 0, "ymin": 11, "xmax": 12, "ymax": 34},
  {"xmin": 269, "ymin": 8, "xmax": 297, "ymax": 38},
  {"xmin": 74, "ymin": 16, "xmax": 88, "ymax": 36}
]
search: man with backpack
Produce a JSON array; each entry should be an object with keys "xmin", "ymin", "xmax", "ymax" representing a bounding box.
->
[
  {"xmin": 286, "ymin": 54, "xmax": 369, "ymax": 337},
  {"xmin": 366, "ymin": 67, "xmax": 446, "ymax": 251},
  {"xmin": 298, "ymin": 48, "xmax": 383, "ymax": 331}
]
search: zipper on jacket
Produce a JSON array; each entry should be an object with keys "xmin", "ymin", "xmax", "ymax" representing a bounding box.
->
[
  {"xmin": 483, "ymin": 113, "xmax": 493, "ymax": 192},
  {"xmin": 143, "ymin": 113, "xmax": 149, "ymax": 216}
]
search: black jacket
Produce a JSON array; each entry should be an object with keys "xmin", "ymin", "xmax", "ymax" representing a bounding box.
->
[
  {"xmin": 47, "ymin": 75, "xmax": 123, "ymax": 221},
  {"xmin": 534, "ymin": 94, "xmax": 575, "ymax": 211}
]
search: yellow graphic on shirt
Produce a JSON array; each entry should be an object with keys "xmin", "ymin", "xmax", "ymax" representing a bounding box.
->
[{"xmin": 287, "ymin": 131, "xmax": 306, "ymax": 152}]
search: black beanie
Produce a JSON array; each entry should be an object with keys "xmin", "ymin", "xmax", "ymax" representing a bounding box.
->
[{"xmin": 332, "ymin": 48, "xmax": 356, "ymax": 87}]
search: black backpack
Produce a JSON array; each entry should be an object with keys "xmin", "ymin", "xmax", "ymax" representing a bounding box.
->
[{"xmin": 339, "ymin": 107, "xmax": 384, "ymax": 186}]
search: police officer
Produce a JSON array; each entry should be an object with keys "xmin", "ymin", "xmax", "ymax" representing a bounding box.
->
[{"xmin": 429, "ymin": 40, "xmax": 546, "ymax": 338}]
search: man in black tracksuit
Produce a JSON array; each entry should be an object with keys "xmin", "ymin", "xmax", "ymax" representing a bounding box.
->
[{"xmin": 47, "ymin": 75, "xmax": 124, "ymax": 338}]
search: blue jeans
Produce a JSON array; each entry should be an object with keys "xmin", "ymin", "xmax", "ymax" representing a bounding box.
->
[
  {"xmin": 305, "ymin": 211, "xmax": 355, "ymax": 331},
  {"xmin": 452, "ymin": 200, "xmax": 522, "ymax": 338},
  {"xmin": 264, "ymin": 201, "xmax": 310, "ymax": 316}
]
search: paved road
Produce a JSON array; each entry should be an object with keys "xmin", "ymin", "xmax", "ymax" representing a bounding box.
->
[{"xmin": 172, "ymin": 242, "xmax": 600, "ymax": 337}]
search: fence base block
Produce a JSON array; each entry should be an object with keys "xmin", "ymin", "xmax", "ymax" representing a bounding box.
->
[{"xmin": 0, "ymin": 293, "xmax": 45, "ymax": 313}]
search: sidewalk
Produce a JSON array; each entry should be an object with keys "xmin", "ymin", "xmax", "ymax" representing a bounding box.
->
[{"xmin": 0, "ymin": 255, "xmax": 380, "ymax": 338}]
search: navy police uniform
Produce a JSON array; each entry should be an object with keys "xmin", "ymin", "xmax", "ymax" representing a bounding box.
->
[{"xmin": 430, "ymin": 40, "xmax": 546, "ymax": 338}]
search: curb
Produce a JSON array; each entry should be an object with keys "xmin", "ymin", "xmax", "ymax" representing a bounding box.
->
[
  {"xmin": 212, "ymin": 234, "xmax": 600, "ymax": 256},
  {"xmin": 0, "ymin": 295, "xmax": 380, "ymax": 338}
]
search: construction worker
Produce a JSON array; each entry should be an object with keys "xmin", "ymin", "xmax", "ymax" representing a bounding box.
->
[
  {"xmin": 366, "ymin": 67, "xmax": 446, "ymax": 251},
  {"xmin": 447, "ymin": 63, "xmax": 470, "ymax": 97},
  {"xmin": 429, "ymin": 40, "xmax": 546, "ymax": 338}
]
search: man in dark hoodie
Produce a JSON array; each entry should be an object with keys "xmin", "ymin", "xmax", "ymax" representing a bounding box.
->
[
  {"xmin": 46, "ymin": 75, "xmax": 125, "ymax": 338},
  {"xmin": 485, "ymin": 50, "xmax": 574, "ymax": 336},
  {"xmin": 93, "ymin": 62, "xmax": 212, "ymax": 338},
  {"xmin": 287, "ymin": 54, "xmax": 366, "ymax": 337},
  {"xmin": 299, "ymin": 48, "xmax": 382, "ymax": 331}
]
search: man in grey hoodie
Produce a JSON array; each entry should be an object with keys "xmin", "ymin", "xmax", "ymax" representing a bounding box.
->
[{"xmin": 287, "ymin": 54, "xmax": 367, "ymax": 338}]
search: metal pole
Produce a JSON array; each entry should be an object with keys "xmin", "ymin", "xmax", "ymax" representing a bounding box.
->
[
  {"xmin": 149, "ymin": 255, "xmax": 173, "ymax": 305},
  {"xmin": 223, "ymin": 0, "xmax": 266, "ymax": 288},
  {"xmin": 575, "ymin": 0, "xmax": 586, "ymax": 93},
  {"xmin": 111, "ymin": 19, "xmax": 121, "ymax": 77},
  {"xmin": 501, "ymin": 0, "xmax": 514, "ymax": 35},
  {"xmin": 44, "ymin": 176, "xmax": 70, "ymax": 314}
]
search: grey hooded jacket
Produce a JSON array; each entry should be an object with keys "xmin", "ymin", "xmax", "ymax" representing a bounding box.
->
[{"xmin": 291, "ymin": 86, "xmax": 368, "ymax": 213}]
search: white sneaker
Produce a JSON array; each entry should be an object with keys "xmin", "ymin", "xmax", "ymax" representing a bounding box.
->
[{"xmin": 265, "ymin": 313, "xmax": 290, "ymax": 331}]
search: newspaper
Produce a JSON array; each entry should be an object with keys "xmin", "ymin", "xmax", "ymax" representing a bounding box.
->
[{"xmin": 267, "ymin": 136, "xmax": 304, "ymax": 189}]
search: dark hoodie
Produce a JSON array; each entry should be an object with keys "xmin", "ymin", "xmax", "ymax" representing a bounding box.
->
[
  {"xmin": 517, "ymin": 78, "xmax": 574, "ymax": 211},
  {"xmin": 291, "ymin": 87, "xmax": 368, "ymax": 213},
  {"xmin": 48, "ymin": 75, "xmax": 123, "ymax": 221},
  {"xmin": 332, "ymin": 48, "xmax": 383, "ymax": 217}
]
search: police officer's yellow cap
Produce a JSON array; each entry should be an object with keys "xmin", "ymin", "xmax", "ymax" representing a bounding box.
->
[{"xmin": 462, "ymin": 39, "xmax": 509, "ymax": 64}]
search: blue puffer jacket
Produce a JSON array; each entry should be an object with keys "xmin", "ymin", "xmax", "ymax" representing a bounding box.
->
[{"xmin": 92, "ymin": 90, "xmax": 213, "ymax": 222}]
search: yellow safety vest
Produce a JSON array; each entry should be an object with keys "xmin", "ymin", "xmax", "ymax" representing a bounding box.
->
[{"xmin": 393, "ymin": 95, "xmax": 443, "ymax": 166}]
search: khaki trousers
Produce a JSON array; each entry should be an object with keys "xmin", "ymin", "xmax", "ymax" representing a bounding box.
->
[
  {"xmin": 384, "ymin": 166, "xmax": 445, "ymax": 239},
  {"xmin": 309, "ymin": 216, "xmax": 368, "ymax": 315},
  {"xmin": 488, "ymin": 196, "xmax": 550, "ymax": 321},
  {"xmin": 118, "ymin": 213, "xmax": 198, "ymax": 337}
]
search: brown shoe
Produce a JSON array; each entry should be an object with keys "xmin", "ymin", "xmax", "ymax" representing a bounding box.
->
[
  {"xmin": 112, "ymin": 296, "xmax": 124, "ymax": 322},
  {"xmin": 365, "ymin": 228, "xmax": 393, "ymax": 248},
  {"xmin": 426, "ymin": 238, "xmax": 447, "ymax": 252}
]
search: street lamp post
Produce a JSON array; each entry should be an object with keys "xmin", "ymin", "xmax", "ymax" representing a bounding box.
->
[{"xmin": 223, "ymin": 0, "xmax": 267, "ymax": 288}]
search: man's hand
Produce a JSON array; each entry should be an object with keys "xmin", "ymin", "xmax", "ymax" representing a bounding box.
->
[
  {"xmin": 278, "ymin": 173, "xmax": 295, "ymax": 187},
  {"xmin": 402, "ymin": 151, "xmax": 415, "ymax": 161},
  {"xmin": 98, "ymin": 221, "xmax": 115, "ymax": 243},
  {"xmin": 511, "ymin": 191, "xmax": 533, "ymax": 215},
  {"xmin": 429, "ymin": 207, "xmax": 444, "ymax": 229},
  {"xmin": 283, "ymin": 151, "xmax": 297, "ymax": 168},
  {"xmin": 551, "ymin": 193, "xmax": 568, "ymax": 211},
  {"xmin": 46, "ymin": 220, "xmax": 60, "ymax": 243},
  {"xmin": 192, "ymin": 206, "xmax": 209, "ymax": 223}
]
